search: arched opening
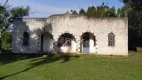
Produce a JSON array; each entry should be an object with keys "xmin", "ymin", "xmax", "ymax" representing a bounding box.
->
[
  {"xmin": 108, "ymin": 32, "xmax": 115, "ymax": 47},
  {"xmin": 58, "ymin": 33, "xmax": 76, "ymax": 53},
  {"xmin": 81, "ymin": 32, "xmax": 96, "ymax": 53},
  {"xmin": 23, "ymin": 32, "xmax": 29, "ymax": 46},
  {"xmin": 41, "ymin": 32, "xmax": 53, "ymax": 52}
]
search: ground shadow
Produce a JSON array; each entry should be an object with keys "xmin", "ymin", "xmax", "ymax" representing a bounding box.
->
[
  {"xmin": 0, "ymin": 51, "xmax": 43, "ymax": 66},
  {"xmin": 0, "ymin": 53, "xmax": 79, "ymax": 80}
]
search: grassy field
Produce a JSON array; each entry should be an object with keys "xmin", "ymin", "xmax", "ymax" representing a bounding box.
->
[{"xmin": 0, "ymin": 51, "xmax": 142, "ymax": 80}]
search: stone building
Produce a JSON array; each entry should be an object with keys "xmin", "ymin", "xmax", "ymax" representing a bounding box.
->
[{"xmin": 12, "ymin": 12, "xmax": 128, "ymax": 56}]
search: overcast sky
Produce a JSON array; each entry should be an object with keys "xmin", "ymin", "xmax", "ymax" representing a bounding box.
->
[{"xmin": 0, "ymin": 0, "xmax": 124, "ymax": 18}]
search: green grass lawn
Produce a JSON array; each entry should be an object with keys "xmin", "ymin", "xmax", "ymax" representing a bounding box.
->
[{"xmin": 0, "ymin": 51, "xmax": 142, "ymax": 80}]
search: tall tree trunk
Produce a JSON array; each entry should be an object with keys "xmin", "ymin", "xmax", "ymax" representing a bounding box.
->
[{"xmin": 0, "ymin": 30, "xmax": 2, "ymax": 53}]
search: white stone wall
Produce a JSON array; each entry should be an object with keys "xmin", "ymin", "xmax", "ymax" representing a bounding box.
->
[{"xmin": 12, "ymin": 14, "xmax": 128, "ymax": 56}]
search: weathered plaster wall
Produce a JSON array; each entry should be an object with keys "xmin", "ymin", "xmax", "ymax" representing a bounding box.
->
[
  {"xmin": 12, "ymin": 14, "xmax": 128, "ymax": 55},
  {"xmin": 42, "ymin": 33, "xmax": 53, "ymax": 52},
  {"xmin": 12, "ymin": 18, "xmax": 45, "ymax": 53}
]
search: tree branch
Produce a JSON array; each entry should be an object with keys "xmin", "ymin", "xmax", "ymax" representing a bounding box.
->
[{"xmin": 3, "ymin": 0, "xmax": 9, "ymax": 6}]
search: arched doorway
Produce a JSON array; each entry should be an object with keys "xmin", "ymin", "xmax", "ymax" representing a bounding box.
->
[
  {"xmin": 81, "ymin": 32, "xmax": 96, "ymax": 53},
  {"xmin": 41, "ymin": 32, "xmax": 53, "ymax": 52},
  {"xmin": 58, "ymin": 33, "xmax": 76, "ymax": 53}
]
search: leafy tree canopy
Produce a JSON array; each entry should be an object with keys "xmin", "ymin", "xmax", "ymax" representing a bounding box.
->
[
  {"xmin": 0, "ymin": 0, "xmax": 30, "ymax": 31},
  {"xmin": 71, "ymin": 3, "xmax": 117, "ymax": 18},
  {"xmin": 119, "ymin": 0, "xmax": 142, "ymax": 9},
  {"xmin": 70, "ymin": 10, "xmax": 78, "ymax": 15},
  {"xmin": 79, "ymin": 8, "xmax": 86, "ymax": 15}
]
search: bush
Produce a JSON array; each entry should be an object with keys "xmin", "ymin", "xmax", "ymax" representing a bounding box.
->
[{"xmin": 1, "ymin": 31, "xmax": 12, "ymax": 50}]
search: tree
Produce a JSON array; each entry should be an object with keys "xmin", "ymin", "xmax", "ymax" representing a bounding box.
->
[
  {"xmin": 105, "ymin": 6, "xmax": 116, "ymax": 17},
  {"xmin": 119, "ymin": 0, "xmax": 142, "ymax": 36},
  {"xmin": 86, "ymin": 6, "xmax": 96, "ymax": 18},
  {"xmin": 0, "ymin": 0, "xmax": 30, "ymax": 52},
  {"xmin": 119, "ymin": 0, "xmax": 142, "ymax": 50},
  {"xmin": 70, "ymin": 10, "xmax": 78, "ymax": 15},
  {"xmin": 79, "ymin": 8, "xmax": 86, "ymax": 15},
  {"xmin": 96, "ymin": 3, "xmax": 106, "ymax": 17},
  {"xmin": 86, "ymin": 3, "xmax": 115, "ymax": 18},
  {"xmin": 117, "ymin": 8, "xmax": 122, "ymax": 17},
  {"xmin": 117, "ymin": 4, "xmax": 131, "ymax": 17},
  {"xmin": 1, "ymin": 31, "xmax": 12, "ymax": 50},
  {"xmin": 71, "ymin": 3, "xmax": 118, "ymax": 18},
  {"xmin": 119, "ymin": 0, "xmax": 142, "ymax": 9}
]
